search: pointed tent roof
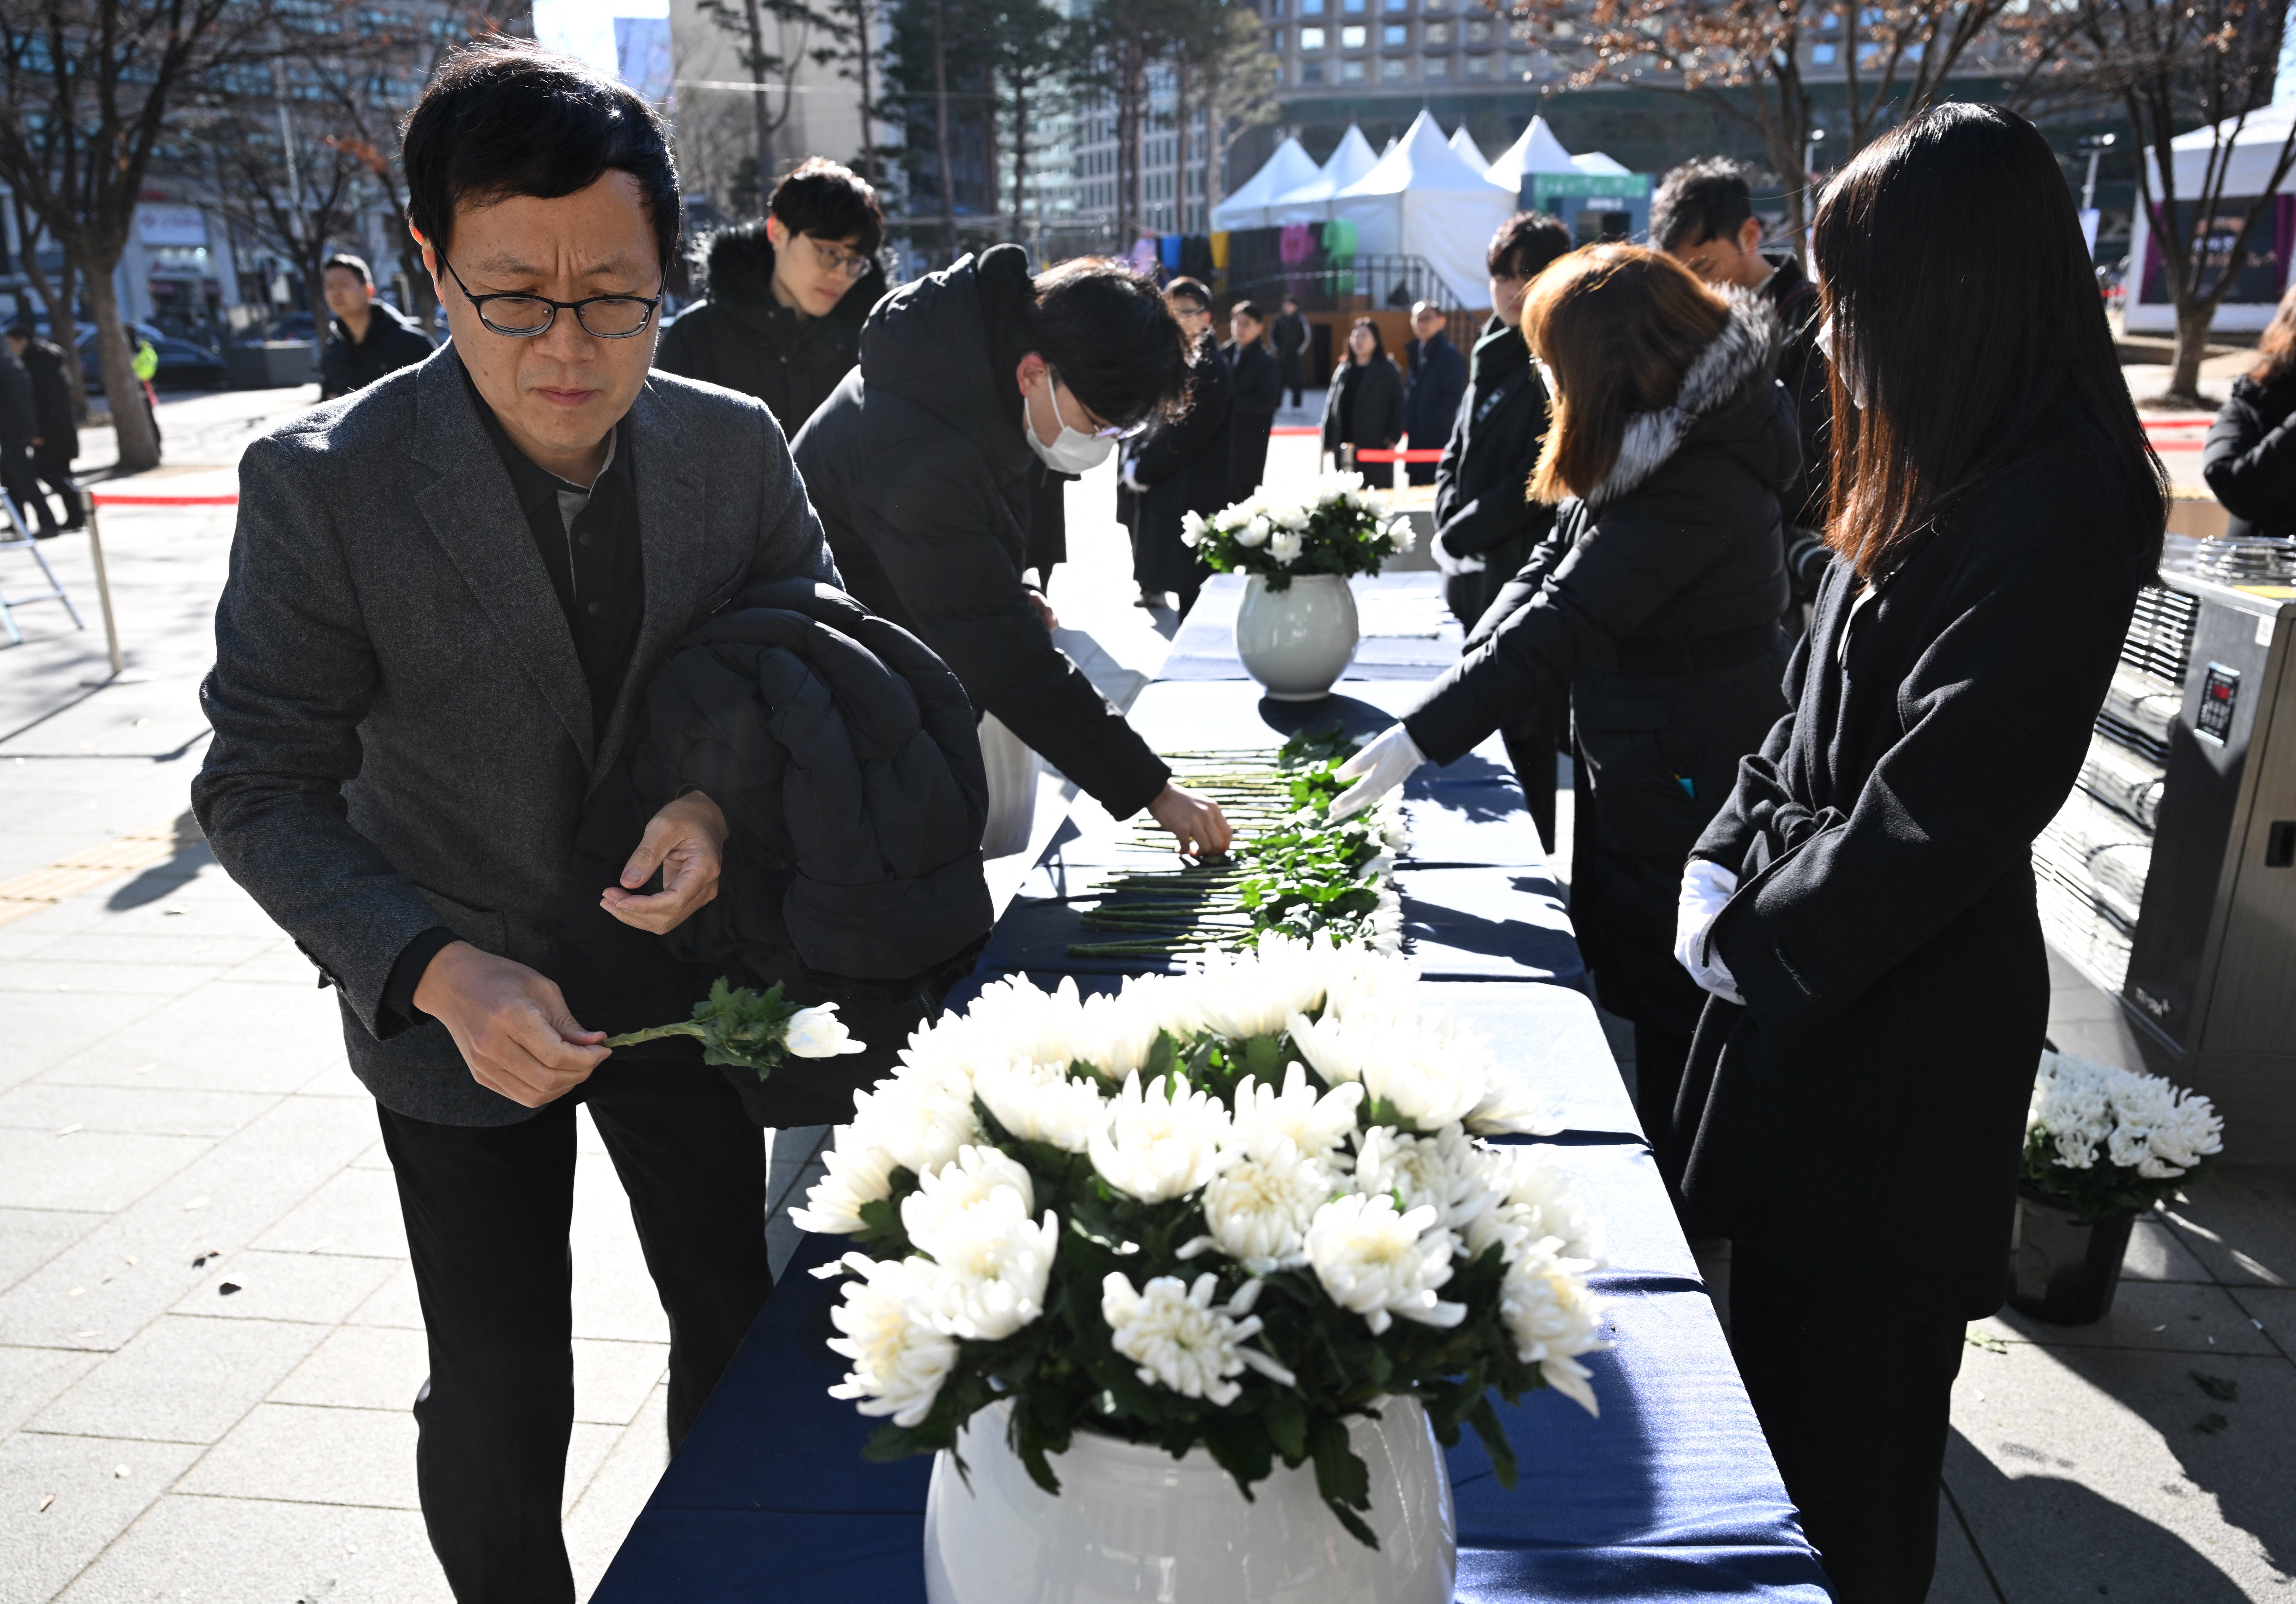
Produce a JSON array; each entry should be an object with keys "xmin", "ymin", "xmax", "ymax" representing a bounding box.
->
[
  {"xmin": 1265, "ymin": 124, "xmax": 1383, "ymax": 222},
  {"xmin": 1330, "ymin": 109, "xmax": 1516, "ymax": 304},
  {"xmin": 1486, "ymin": 115, "xmax": 1578, "ymax": 191},
  {"xmin": 1209, "ymin": 135, "xmax": 1323, "ymax": 231},
  {"xmin": 1571, "ymin": 150, "xmax": 1631, "ymax": 175},
  {"xmin": 1337, "ymin": 109, "xmax": 1496, "ymax": 200},
  {"xmin": 1448, "ymin": 124, "xmax": 1491, "ymax": 171}
]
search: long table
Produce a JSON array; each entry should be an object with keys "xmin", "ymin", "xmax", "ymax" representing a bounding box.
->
[{"xmin": 596, "ymin": 576, "xmax": 1833, "ymax": 1602}]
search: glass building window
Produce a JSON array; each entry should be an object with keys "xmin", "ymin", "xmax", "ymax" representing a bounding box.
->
[
  {"xmin": 1810, "ymin": 40, "xmax": 1836, "ymax": 61},
  {"xmin": 1382, "ymin": 22, "xmax": 1406, "ymax": 43},
  {"xmin": 1301, "ymin": 25, "xmax": 1324, "ymax": 45},
  {"xmin": 1422, "ymin": 51, "xmax": 1448, "ymax": 75},
  {"xmin": 1422, "ymin": 19, "xmax": 1448, "ymax": 40},
  {"xmin": 1465, "ymin": 18, "xmax": 1491, "ymax": 42},
  {"xmin": 1341, "ymin": 55, "xmax": 1367, "ymax": 77},
  {"xmin": 1463, "ymin": 50, "xmax": 1491, "ymax": 75},
  {"xmin": 1303, "ymin": 58, "xmax": 1324, "ymax": 80},
  {"xmin": 1270, "ymin": 27, "xmax": 1284, "ymax": 48},
  {"xmin": 1341, "ymin": 24, "xmax": 1366, "ymax": 45},
  {"xmin": 1381, "ymin": 54, "xmax": 1406, "ymax": 76}
]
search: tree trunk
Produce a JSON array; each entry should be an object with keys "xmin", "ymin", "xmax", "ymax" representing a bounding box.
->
[
  {"xmin": 87, "ymin": 268, "xmax": 160, "ymax": 472},
  {"xmin": 932, "ymin": 0, "xmax": 957, "ymax": 261},
  {"xmin": 2169, "ymin": 302, "xmax": 2212, "ymax": 403},
  {"xmin": 858, "ymin": 0, "xmax": 878, "ymax": 185},
  {"xmin": 745, "ymin": 0, "xmax": 776, "ymax": 195}
]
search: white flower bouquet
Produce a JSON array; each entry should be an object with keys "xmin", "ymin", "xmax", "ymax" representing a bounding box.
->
[
  {"xmin": 793, "ymin": 936, "xmax": 1607, "ymax": 1545},
  {"xmin": 1183, "ymin": 472, "xmax": 1415, "ymax": 593},
  {"xmin": 603, "ymin": 978, "xmax": 863, "ymax": 1076},
  {"xmin": 2022, "ymin": 1049, "xmax": 2223, "ymax": 1220}
]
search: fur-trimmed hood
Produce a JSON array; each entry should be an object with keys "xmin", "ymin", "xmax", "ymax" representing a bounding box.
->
[
  {"xmin": 694, "ymin": 221, "xmax": 888, "ymax": 316},
  {"xmin": 1587, "ymin": 287, "xmax": 1787, "ymax": 508}
]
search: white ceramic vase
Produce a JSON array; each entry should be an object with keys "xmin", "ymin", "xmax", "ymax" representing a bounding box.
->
[
  {"xmin": 1234, "ymin": 573, "xmax": 1360, "ymax": 701},
  {"xmin": 922, "ymin": 1397, "xmax": 1456, "ymax": 1604}
]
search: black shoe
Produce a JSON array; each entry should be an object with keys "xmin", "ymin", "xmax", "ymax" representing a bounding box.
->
[{"xmin": 60, "ymin": 519, "xmax": 86, "ymax": 532}]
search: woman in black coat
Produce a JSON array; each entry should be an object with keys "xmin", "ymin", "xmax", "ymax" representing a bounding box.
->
[
  {"xmin": 1319, "ymin": 317, "xmax": 1405, "ymax": 488},
  {"xmin": 1119, "ymin": 278, "xmax": 1232, "ymax": 616},
  {"xmin": 1668, "ymin": 106, "xmax": 2165, "ymax": 1603},
  {"xmin": 2202, "ymin": 285, "xmax": 2296, "ymax": 538},
  {"xmin": 1331, "ymin": 245, "xmax": 1798, "ymax": 1137},
  {"xmin": 1223, "ymin": 300, "xmax": 1282, "ymax": 505}
]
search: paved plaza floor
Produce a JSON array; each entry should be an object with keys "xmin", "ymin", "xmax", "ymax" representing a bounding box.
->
[{"xmin": 0, "ymin": 383, "xmax": 2289, "ymax": 1602}]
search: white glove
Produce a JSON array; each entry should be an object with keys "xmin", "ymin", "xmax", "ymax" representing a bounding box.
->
[
  {"xmin": 1329, "ymin": 725, "xmax": 1426, "ymax": 821},
  {"xmin": 1674, "ymin": 858, "xmax": 1745, "ymax": 1006}
]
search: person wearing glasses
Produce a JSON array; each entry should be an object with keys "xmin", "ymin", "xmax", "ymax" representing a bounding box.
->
[
  {"xmin": 1118, "ymin": 275, "xmax": 1233, "ymax": 616},
  {"xmin": 792, "ymin": 247, "xmax": 1234, "ymax": 858},
  {"xmin": 192, "ymin": 40, "xmax": 836, "ymax": 1601},
  {"xmin": 653, "ymin": 157, "xmax": 887, "ymax": 438}
]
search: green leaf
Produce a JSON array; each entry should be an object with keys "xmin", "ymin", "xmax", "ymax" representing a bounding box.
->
[
  {"xmin": 1263, "ymin": 1389, "xmax": 1309, "ymax": 1464},
  {"xmin": 1464, "ymin": 1394, "xmax": 1518, "ymax": 1489}
]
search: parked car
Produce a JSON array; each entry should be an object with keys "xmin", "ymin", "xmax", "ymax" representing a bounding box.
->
[{"xmin": 54, "ymin": 321, "xmax": 228, "ymax": 391}]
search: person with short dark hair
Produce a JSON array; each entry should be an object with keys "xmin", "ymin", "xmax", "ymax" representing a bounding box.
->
[
  {"xmin": 1321, "ymin": 315, "xmax": 1405, "ymax": 487},
  {"xmin": 1119, "ymin": 276, "xmax": 1232, "ymax": 615},
  {"xmin": 1429, "ymin": 211, "xmax": 1573, "ymax": 844},
  {"xmin": 1224, "ymin": 299, "xmax": 1281, "ymax": 503},
  {"xmin": 654, "ymin": 157, "xmax": 888, "ymax": 436},
  {"xmin": 317, "ymin": 252, "xmax": 435, "ymax": 400},
  {"xmin": 0, "ymin": 332, "xmax": 57, "ymax": 535},
  {"xmin": 1655, "ymin": 156, "xmax": 1831, "ymax": 606},
  {"xmin": 1272, "ymin": 295, "xmax": 1310, "ymax": 407},
  {"xmin": 793, "ymin": 248, "xmax": 1233, "ymax": 857},
  {"xmin": 1670, "ymin": 105, "xmax": 2164, "ymax": 1604},
  {"xmin": 3, "ymin": 325, "xmax": 83, "ymax": 531},
  {"xmin": 1400, "ymin": 300, "xmax": 1466, "ymax": 487},
  {"xmin": 192, "ymin": 39, "xmax": 836, "ymax": 1601}
]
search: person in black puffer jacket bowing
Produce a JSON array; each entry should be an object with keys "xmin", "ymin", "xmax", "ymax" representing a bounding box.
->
[
  {"xmin": 1328, "ymin": 245, "xmax": 1797, "ymax": 1145},
  {"xmin": 545, "ymin": 579, "xmax": 994, "ymax": 1129},
  {"xmin": 2204, "ymin": 282, "xmax": 2296, "ymax": 540}
]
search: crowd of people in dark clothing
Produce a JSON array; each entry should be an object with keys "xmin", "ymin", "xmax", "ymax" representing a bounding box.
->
[{"xmin": 160, "ymin": 40, "xmax": 2167, "ymax": 1604}]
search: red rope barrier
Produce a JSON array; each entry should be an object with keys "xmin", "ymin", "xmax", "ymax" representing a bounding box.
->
[{"xmin": 88, "ymin": 492, "xmax": 240, "ymax": 506}]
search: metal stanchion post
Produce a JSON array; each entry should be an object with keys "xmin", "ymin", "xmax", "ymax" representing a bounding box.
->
[{"xmin": 78, "ymin": 495, "xmax": 150, "ymax": 686}]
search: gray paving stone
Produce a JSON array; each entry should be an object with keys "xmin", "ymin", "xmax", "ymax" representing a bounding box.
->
[
  {"xmin": 0, "ymin": 992, "xmax": 171, "ymax": 1088},
  {"xmin": 0, "ymin": 1209, "xmax": 102, "ymax": 1297},
  {"xmin": 1948, "ymin": 1340, "xmax": 2296, "ymax": 1600},
  {"xmin": 2123, "ymin": 1210, "xmax": 2215, "ymax": 1284},
  {"xmin": 563, "ymin": 1422, "xmax": 621, "ymax": 1517},
  {"xmin": 297, "ymin": 1059, "xmax": 375, "ymax": 1099},
  {"xmin": 169, "ymin": 1250, "xmax": 396, "ymax": 1326},
  {"xmin": 2163, "ymin": 1164, "xmax": 2296, "ymax": 1290},
  {"xmin": 216, "ymin": 944, "xmax": 329, "ymax": 987},
  {"xmin": 349, "ymin": 1138, "xmax": 393, "ymax": 1171},
  {"xmin": 0, "ymin": 957, "xmax": 231, "ymax": 997},
  {"xmin": 573, "ymin": 1338, "xmax": 669, "ymax": 1428},
  {"xmin": 344, "ymin": 1263, "xmax": 424, "ymax": 1330},
  {"xmin": 251, "ymin": 1165, "xmax": 409, "ymax": 1259},
  {"xmin": 50, "ymin": 1493, "xmax": 450, "ymax": 1604},
  {"xmin": 2226, "ymin": 1284, "xmax": 2294, "ymax": 1356},
  {"xmin": 0, "ymin": 1082, "xmax": 275, "ymax": 1139},
  {"xmin": 1974, "ymin": 1279, "xmax": 2281, "ymax": 1357},
  {"xmin": 0, "ymin": 1345, "xmax": 99, "ymax": 1439},
  {"xmin": 0, "ymin": 1127, "xmax": 210, "ymax": 1212},
  {"xmin": 566, "ymin": 1383, "xmax": 670, "ymax": 1601},
  {"xmin": 271, "ymin": 1324, "xmax": 427, "ymax": 1413},
  {"xmin": 38, "ymin": 979, "xmax": 350, "ymax": 1094},
  {"xmin": 569, "ymin": 1158, "xmax": 671, "ymax": 1346},
  {"xmin": 1928, "ymin": 1492, "xmax": 2001, "ymax": 1603},
  {"xmin": 25, "ymin": 931, "xmax": 277, "ymax": 969},
  {"xmin": 0, "ymin": 1428, "xmax": 204, "ymax": 1604},
  {"xmin": 177, "ymin": 1401, "xmax": 420, "ymax": 1509},
  {"xmin": 32, "ymin": 1314, "xmax": 325, "ymax": 1444}
]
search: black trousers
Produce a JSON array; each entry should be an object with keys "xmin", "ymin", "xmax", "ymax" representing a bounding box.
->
[
  {"xmin": 1, "ymin": 444, "xmax": 54, "ymax": 534},
  {"xmin": 1730, "ymin": 1250, "xmax": 1967, "ymax": 1604},
  {"xmin": 1632, "ymin": 1022, "xmax": 1693, "ymax": 1150},
  {"xmin": 378, "ymin": 1064, "xmax": 771, "ymax": 1604},
  {"xmin": 28, "ymin": 448, "xmax": 82, "ymax": 526}
]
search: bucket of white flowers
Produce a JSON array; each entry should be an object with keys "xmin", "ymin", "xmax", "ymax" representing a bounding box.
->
[
  {"xmin": 1184, "ymin": 473, "xmax": 1416, "ymax": 702},
  {"xmin": 792, "ymin": 935, "xmax": 1607, "ymax": 1604},
  {"xmin": 2013, "ymin": 1048, "xmax": 2224, "ymax": 1324}
]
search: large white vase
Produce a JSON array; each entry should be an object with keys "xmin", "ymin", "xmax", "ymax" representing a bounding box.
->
[
  {"xmin": 922, "ymin": 1397, "xmax": 1456, "ymax": 1604},
  {"xmin": 1234, "ymin": 574, "xmax": 1360, "ymax": 701}
]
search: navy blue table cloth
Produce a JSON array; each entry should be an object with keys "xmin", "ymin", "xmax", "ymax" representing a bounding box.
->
[
  {"xmin": 595, "ymin": 577, "xmax": 1832, "ymax": 1602},
  {"xmin": 1162, "ymin": 571, "xmax": 1465, "ymax": 681}
]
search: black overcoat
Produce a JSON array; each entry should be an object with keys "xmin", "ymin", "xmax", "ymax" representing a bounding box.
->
[
  {"xmin": 2202, "ymin": 373, "xmax": 2296, "ymax": 542},
  {"xmin": 1224, "ymin": 337, "xmax": 1281, "ymax": 505},
  {"xmin": 1671, "ymin": 417, "xmax": 2157, "ymax": 1316},
  {"xmin": 1431, "ymin": 314, "xmax": 1555, "ymax": 630},
  {"xmin": 1120, "ymin": 330, "xmax": 1233, "ymax": 594}
]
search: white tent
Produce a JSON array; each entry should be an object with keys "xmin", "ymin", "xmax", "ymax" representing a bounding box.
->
[
  {"xmin": 1448, "ymin": 125, "xmax": 1491, "ymax": 172},
  {"xmin": 1265, "ymin": 124, "xmax": 1382, "ymax": 226},
  {"xmin": 1210, "ymin": 136, "xmax": 1323, "ymax": 231},
  {"xmin": 1331, "ymin": 109, "xmax": 1515, "ymax": 305},
  {"xmin": 1571, "ymin": 151, "xmax": 1631, "ymax": 176},
  {"xmin": 2125, "ymin": 106, "xmax": 2296, "ymax": 333},
  {"xmin": 1485, "ymin": 115, "xmax": 1578, "ymax": 194}
]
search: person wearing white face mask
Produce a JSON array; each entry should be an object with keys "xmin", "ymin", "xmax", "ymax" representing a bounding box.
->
[{"xmin": 793, "ymin": 247, "xmax": 1234, "ymax": 858}]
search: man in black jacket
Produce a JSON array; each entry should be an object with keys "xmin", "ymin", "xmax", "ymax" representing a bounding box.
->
[
  {"xmin": 1654, "ymin": 158, "xmax": 1831, "ymax": 606},
  {"xmin": 3, "ymin": 327, "xmax": 82, "ymax": 530},
  {"xmin": 654, "ymin": 158, "xmax": 886, "ymax": 439},
  {"xmin": 1272, "ymin": 296, "xmax": 1310, "ymax": 407},
  {"xmin": 1120, "ymin": 276, "xmax": 1232, "ymax": 615},
  {"xmin": 1223, "ymin": 300, "xmax": 1282, "ymax": 504},
  {"xmin": 1400, "ymin": 302, "xmax": 1466, "ymax": 487},
  {"xmin": 1430, "ymin": 212, "xmax": 1572, "ymax": 845},
  {"xmin": 317, "ymin": 254, "xmax": 435, "ymax": 400},
  {"xmin": 0, "ymin": 334, "xmax": 57, "ymax": 536},
  {"xmin": 793, "ymin": 247, "xmax": 1232, "ymax": 857}
]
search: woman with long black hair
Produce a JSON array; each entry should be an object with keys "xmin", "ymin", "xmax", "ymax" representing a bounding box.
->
[
  {"xmin": 1668, "ymin": 104, "xmax": 2165, "ymax": 1602},
  {"xmin": 1319, "ymin": 316, "xmax": 1405, "ymax": 488},
  {"xmin": 1331, "ymin": 244, "xmax": 1798, "ymax": 1141}
]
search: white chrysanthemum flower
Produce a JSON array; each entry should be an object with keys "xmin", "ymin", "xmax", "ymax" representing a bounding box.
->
[
  {"xmin": 1269, "ymin": 530, "xmax": 1304, "ymax": 565},
  {"xmin": 907, "ymin": 1187, "xmax": 1059, "ymax": 1342},
  {"xmin": 845, "ymin": 1069, "xmax": 982, "ymax": 1183},
  {"xmin": 1499, "ymin": 1240, "xmax": 1607, "ymax": 1416},
  {"xmin": 1289, "ymin": 999, "xmax": 1492, "ymax": 1130},
  {"xmin": 1463, "ymin": 1072, "xmax": 1562, "ymax": 1139},
  {"xmin": 2027, "ymin": 1050, "xmax": 2223, "ymax": 1181},
  {"xmin": 1196, "ymin": 1134, "xmax": 1336, "ymax": 1271},
  {"xmin": 1271, "ymin": 502, "xmax": 1311, "ymax": 532},
  {"xmin": 1383, "ymin": 516, "xmax": 1416, "ymax": 553},
  {"xmin": 1465, "ymin": 1145, "xmax": 1605, "ymax": 1266},
  {"xmin": 825, "ymin": 1252, "xmax": 959, "ymax": 1427},
  {"xmin": 1235, "ymin": 515, "xmax": 1272, "ymax": 549},
  {"xmin": 789, "ymin": 1137, "xmax": 900, "ymax": 1234},
  {"xmin": 1102, "ymin": 1271, "xmax": 1297, "ymax": 1405},
  {"xmin": 1181, "ymin": 510, "xmax": 1208, "ymax": 548},
  {"xmin": 973, "ymin": 1058, "xmax": 1109, "ymax": 1153},
  {"xmin": 1229, "ymin": 1061, "xmax": 1364, "ymax": 1158},
  {"xmin": 1072, "ymin": 980, "xmax": 1168, "ymax": 1083},
  {"xmin": 1353, "ymin": 1124, "xmax": 1500, "ymax": 1240},
  {"xmin": 785, "ymin": 1003, "xmax": 866, "ymax": 1058},
  {"xmin": 1089, "ymin": 1072, "xmax": 1231, "ymax": 1203},
  {"xmin": 898, "ymin": 1143, "xmax": 1035, "ymax": 1242},
  {"xmin": 1304, "ymin": 1192, "xmax": 1465, "ymax": 1335}
]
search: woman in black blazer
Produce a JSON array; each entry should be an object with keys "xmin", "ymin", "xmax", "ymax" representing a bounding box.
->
[
  {"xmin": 1319, "ymin": 316, "xmax": 1405, "ymax": 488},
  {"xmin": 2203, "ymin": 283, "xmax": 2296, "ymax": 539},
  {"xmin": 1669, "ymin": 105, "xmax": 2165, "ymax": 1603}
]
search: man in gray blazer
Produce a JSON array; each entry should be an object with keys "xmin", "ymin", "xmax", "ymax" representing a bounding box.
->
[{"xmin": 192, "ymin": 41, "xmax": 836, "ymax": 1602}]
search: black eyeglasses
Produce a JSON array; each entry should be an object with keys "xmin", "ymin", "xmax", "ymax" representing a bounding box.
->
[
  {"xmin": 439, "ymin": 253, "xmax": 664, "ymax": 339},
  {"xmin": 796, "ymin": 234, "xmax": 875, "ymax": 282}
]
